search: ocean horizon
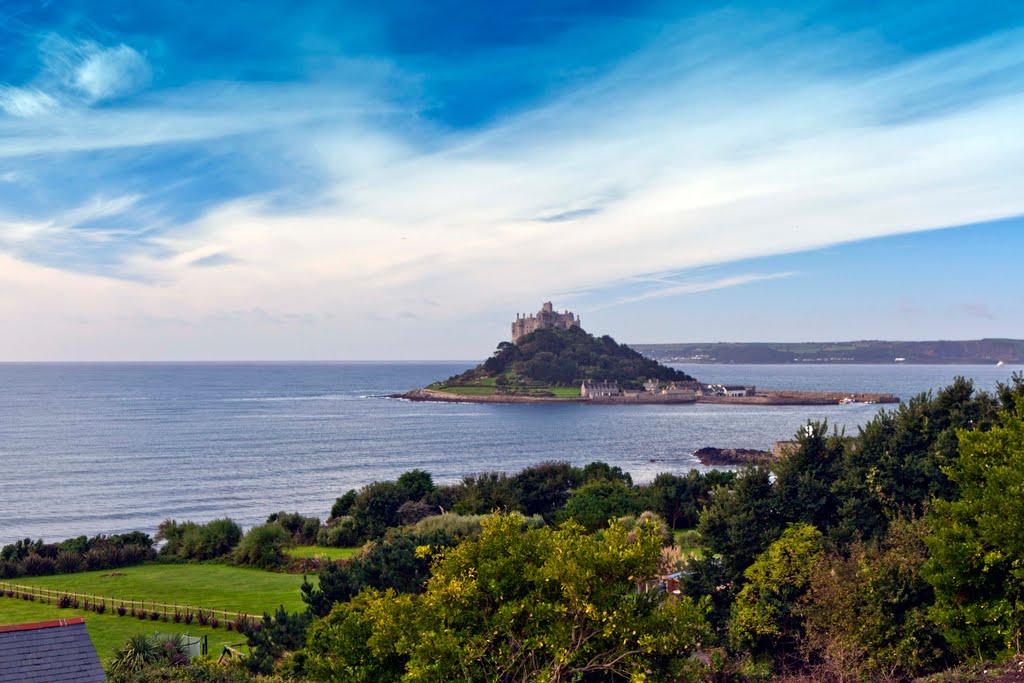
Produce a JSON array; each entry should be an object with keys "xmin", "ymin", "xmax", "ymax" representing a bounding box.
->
[{"xmin": 1, "ymin": 362, "xmax": 1016, "ymax": 545}]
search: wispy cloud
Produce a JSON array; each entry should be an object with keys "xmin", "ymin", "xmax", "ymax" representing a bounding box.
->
[
  {"xmin": 0, "ymin": 86, "xmax": 59, "ymax": 117},
  {"xmin": 69, "ymin": 43, "xmax": 151, "ymax": 102},
  {"xmin": 1, "ymin": 6, "xmax": 1023, "ymax": 358},
  {"xmin": 594, "ymin": 272, "xmax": 798, "ymax": 309}
]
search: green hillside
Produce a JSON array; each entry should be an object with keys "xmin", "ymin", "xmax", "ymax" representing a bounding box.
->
[{"xmin": 430, "ymin": 326, "xmax": 697, "ymax": 397}]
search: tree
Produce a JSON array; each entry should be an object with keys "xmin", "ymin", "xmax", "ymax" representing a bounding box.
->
[
  {"xmin": 558, "ymin": 479, "xmax": 641, "ymax": 532},
  {"xmin": 924, "ymin": 397, "xmax": 1024, "ymax": 657},
  {"xmin": 698, "ymin": 465, "xmax": 782, "ymax": 583},
  {"xmin": 728, "ymin": 523, "xmax": 823, "ymax": 659},
  {"xmin": 302, "ymin": 513, "xmax": 710, "ymax": 682},
  {"xmin": 512, "ymin": 461, "xmax": 576, "ymax": 519},
  {"xmin": 348, "ymin": 481, "xmax": 410, "ymax": 540},
  {"xmin": 799, "ymin": 518, "xmax": 944, "ymax": 681},
  {"xmin": 396, "ymin": 469, "xmax": 435, "ymax": 501},
  {"xmin": 771, "ymin": 421, "xmax": 846, "ymax": 531}
]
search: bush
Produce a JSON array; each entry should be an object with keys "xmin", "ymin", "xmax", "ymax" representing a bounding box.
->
[
  {"xmin": 20, "ymin": 553, "xmax": 56, "ymax": 576},
  {"xmin": 398, "ymin": 500, "xmax": 436, "ymax": 525},
  {"xmin": 94, "ymin": 602, "xmax": 106, "ymax": 614},
  {"xmin": 558, "ymin": 479, "xmax": 642, "ymax": 532},
  {"xmin": 267, "ymin": 511, "xmax": 321, "ymax": 545},
  {"xmin": 234, "ymin": 523, "xmax": 291, "ymax": 569},
  {"xmin": 330, "ymin": 490, "xmax": 358, "ymax": 520},
  {"xmin": 316, "ymin": 516, "xmax": 361, "ymax": 548},
  {"xmin": 410, "ymin": 513, "xmax": 487, "ymax": 542},
  {"xmin": 56, "ymin": 594, "xmax": 72, "ymax": 608},
  {"xmin": 157, "ymin": 518, "xmax": 242, "ymax": 561},
  {"xmin": 117, "ymin": 604, "xmax": 127, "ymax": 616},
  {"xmin": 55, "ymin": 550, "xmax": 85, "ymax": 574},
  {"xmin": 0, "ymin": 560, "xmax": 18, "ymax": 578}
]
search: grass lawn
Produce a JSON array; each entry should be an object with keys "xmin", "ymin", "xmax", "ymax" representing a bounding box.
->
[
  {"xmin": 0, "ymin": 597, "xmax": 239, "ymax": 664},
  {"xmin": 548, "ymin": 386, "xmax": 582, "ymax": 398},
  {"xmin": 674, "ymin": 529, "xmax": 706, "ymax": 561},
  {"xmin": 16, "ymin": 563, "xmax": 310, "ymax": 615},
  {"xmin": 289, "ymin": 545, "xmax": 360, "ymax": 561},
  {"xmin": 438, "ymin": 386, "xmax": 498, "ymax": 396}
]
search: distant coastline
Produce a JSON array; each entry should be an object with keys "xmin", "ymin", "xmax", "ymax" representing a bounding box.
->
[{"xmin": 632, "ymin": 339, "xmax": 1024, "ymax": 365}]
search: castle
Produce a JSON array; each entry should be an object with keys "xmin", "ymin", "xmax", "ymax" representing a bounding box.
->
[{"xmin": 511, "ymin": 302, "xmax": 580, "ymax": 341}]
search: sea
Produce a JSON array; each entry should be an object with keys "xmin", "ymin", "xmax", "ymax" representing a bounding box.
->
[{"xmin": 0, "ymin": 362, "xmax": 1017, "ymax": 545}]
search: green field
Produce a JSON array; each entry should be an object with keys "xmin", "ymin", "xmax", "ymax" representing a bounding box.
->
[
  {"xmin": 289, "ymin": 545, "xmax": 360, "ymax": 560},
  {"xmin": 0, "ymin": 597, "xmax": 238, "ymax": 664},
  {"xmin": 16, "ymin": 563, "xmax": 310, "ymax": 615},
  {"xmin": 438, "ymin": 386, "xmax": 499, "ymax": 395}
]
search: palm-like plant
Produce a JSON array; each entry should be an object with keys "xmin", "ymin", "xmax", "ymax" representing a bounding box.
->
[{"xmin": 108, "ymin": 633, "xmax": 162, "ymax": 676}]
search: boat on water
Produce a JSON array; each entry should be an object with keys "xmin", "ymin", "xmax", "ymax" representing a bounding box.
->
[{"xmin": 997, "ymin": 360, "xmax": 1005, "ymax": 367}]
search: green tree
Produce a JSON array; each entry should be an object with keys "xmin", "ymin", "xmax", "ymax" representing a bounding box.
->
[
  {"xmin": 698, "ymin": 464, "xmax": 782, "ymax": 583},
  {"xmin": 728, "ymin": 523, "xmax": 824, "ymax": 658},
  {"xmin": 558, "ymin": 478, "xmax": 641, "ymax": 532},
  {"xmin": 303, "ymin": 513, "xmax": 710, "ymax": 682},
  {"xmin": 924, "ymin": 397, "xmax": 1024, "ymax": 657},
  {"xmin": 771, "ymin": 421, "xmax": 846, "ymax": 531}
]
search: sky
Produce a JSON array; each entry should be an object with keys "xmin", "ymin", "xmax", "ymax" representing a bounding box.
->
[{"xmin": 0, "ymin": 0, "xmax": 1022, "ymax": 360}]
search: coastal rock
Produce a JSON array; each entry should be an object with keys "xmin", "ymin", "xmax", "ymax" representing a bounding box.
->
[{"xmin": 693, "ymin": 446, "xmax": 773, "ymax": 466}]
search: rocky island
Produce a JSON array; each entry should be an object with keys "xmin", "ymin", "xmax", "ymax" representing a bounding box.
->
[{"xmin": 398, "ymin": 302, "xmax": 899, "ymax": 406}]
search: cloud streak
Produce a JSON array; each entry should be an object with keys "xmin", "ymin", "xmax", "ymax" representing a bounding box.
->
[{"xmin": 1, "ymin": 7, "xmax": 1023, "ymax": 358}]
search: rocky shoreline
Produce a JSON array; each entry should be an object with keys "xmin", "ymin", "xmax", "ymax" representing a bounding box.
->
[{"xmin": 693, "ymin": 447, "xmax": 775, "ymax": 466}]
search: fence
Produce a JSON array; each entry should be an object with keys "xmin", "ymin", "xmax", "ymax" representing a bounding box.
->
[{"xmin": 0, "ymin": 580, "xmax": 262, "ymax": 625}]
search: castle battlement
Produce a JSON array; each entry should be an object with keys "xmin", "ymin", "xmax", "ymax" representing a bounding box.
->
[{"xmin": 512, "ymin": 302, "xmax": 580, "ymax": 342}]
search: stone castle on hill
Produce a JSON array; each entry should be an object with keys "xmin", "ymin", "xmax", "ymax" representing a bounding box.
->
[{"xmin": 512, "ymin": 302, "xmax": 580, "ymax": 342}]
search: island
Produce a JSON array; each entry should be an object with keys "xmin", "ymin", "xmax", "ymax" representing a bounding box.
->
[{"xmin": 398, "ymin": 302, "xmax": 899, "ymax": 405}]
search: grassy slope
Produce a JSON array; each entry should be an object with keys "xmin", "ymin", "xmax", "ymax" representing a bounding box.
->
[
  {"xmin": 0, "ymin": 597, "xmax": 238, "ymax": 664},
  {"xmin": 289, "ymin": 546, "xmax": 360, "ymax": 560},
  {"xmin": 15, "ymin": 563, "xmax": 310, "ymax": 615}
]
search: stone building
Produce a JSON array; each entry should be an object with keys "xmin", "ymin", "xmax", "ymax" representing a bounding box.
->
[
  {"xmin": 512, "ymin": 302, "xmax": 580, "ymax": 341},
  {"xmin": 581, "ymin": 380, "xmax": 621, "ymax": 398}
]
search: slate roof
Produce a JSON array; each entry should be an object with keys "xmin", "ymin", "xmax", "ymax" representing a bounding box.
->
[{"xmin": 0, "ymin": 618, "xmax": 105, "ymax": 682}]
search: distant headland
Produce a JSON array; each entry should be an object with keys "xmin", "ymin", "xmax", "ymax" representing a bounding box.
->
[
  {"xmin": 398, "ymin": 302, "xmax": 899, "ymax": 406},
  {"xmin": 631, "ymin": 339, "xmax": 1024, "ymax": 365}
]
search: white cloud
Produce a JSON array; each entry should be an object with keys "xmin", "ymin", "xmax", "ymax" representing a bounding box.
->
[
  {"xmin": 1, "ymin": 17, "xmax": 1024, "ymax": 358},
  {"xmin": 0, "ymin": 86, "xmax": 59, "ymax": 117},
  {"xmin": 71, "ymin": 44, "xmax": 151, "ymax": 102}
]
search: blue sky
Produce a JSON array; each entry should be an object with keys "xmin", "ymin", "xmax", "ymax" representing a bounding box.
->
[{"xmin": 0, "ymin": 1, "xmax": 1022, "ymax": 360}]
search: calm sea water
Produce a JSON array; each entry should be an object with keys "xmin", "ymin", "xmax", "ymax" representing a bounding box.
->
[{"xmin": 0, "ymin": 362, "xmax": 1016, "ymax": 544}]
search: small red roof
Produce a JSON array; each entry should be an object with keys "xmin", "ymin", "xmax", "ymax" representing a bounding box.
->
[{"xmin": 0, "ymin": 617, "xmax": 86, "ymax": 634}]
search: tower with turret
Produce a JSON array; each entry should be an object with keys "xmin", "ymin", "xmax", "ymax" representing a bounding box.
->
[{"xmin": 511, "ymin": 302, "xmax": 581, "ymax": 342}]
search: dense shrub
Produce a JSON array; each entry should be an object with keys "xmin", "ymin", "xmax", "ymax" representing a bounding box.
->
[
  {"xmin": 316, "ymin": 516, "xmax": 360, "ymax": 548},
  {"xmin": 267, "ymin": 512, "xmax": 321, "ymax": 545},
  {"xmin": 557, "ymin": 479, "xmax": 643, "ymax": 532},
  {"xmin": 55, "ymin": 550, "xmax": 85, "ymax": 574},
  {"xmin": 157, "ymin": 518, "xmax": 242, "ymax": 561},
  {"xmin": 397, "ymin": 500, "xmax": 436, "ymax": 525},
  {"xmin": 346, "ymin": 481, "xmax": 409, "ymax": 540},
  {"xmin": 20, "ymin": 553, "xmax": 56, "ymax": 576},
  {"xmin": 329, "ymin": 490, "xmax": 358, "ymax": 520},
  {"xmin": 396, "ymin": 469, "xmax": 435, "ymax": 500},
  {"xmin": 234, "ymin": 523, "xmax": 291, "ymax": 569},
  {"xmin": 0, "ymin": 560, "xmax": 17, "ymax": 578},
  {"xmin": 409, "ymin": 513, "xmax": 486, "ymax": 541}
]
